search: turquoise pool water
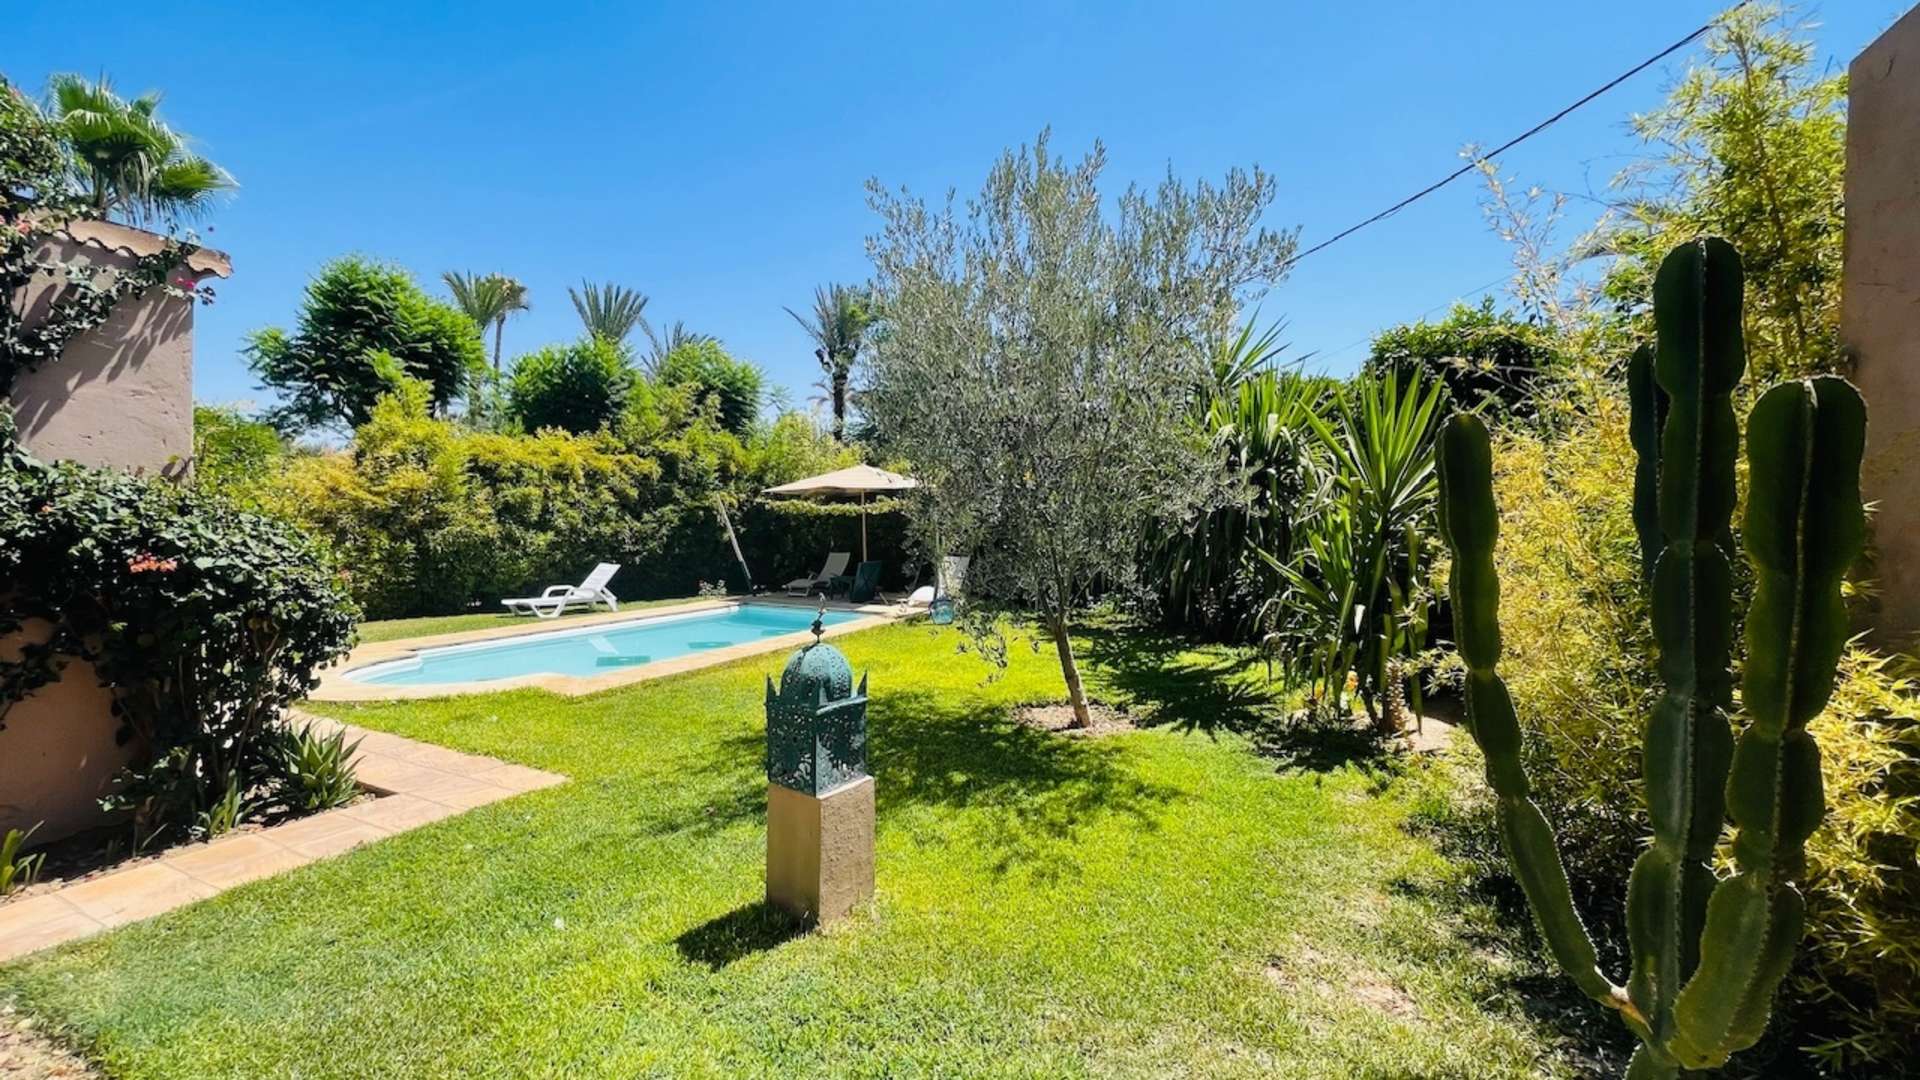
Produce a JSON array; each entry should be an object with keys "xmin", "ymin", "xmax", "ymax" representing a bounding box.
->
[{"xmin": 347, "ymin": 604, "xmax": 865, "ymax": 687}]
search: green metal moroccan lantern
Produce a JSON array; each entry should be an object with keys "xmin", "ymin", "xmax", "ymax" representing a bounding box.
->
[{"xmin": 765, "ymin": 610, "xmax": 869, "ymax": 796}]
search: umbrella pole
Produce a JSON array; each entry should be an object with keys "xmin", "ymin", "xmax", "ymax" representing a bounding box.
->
[{"xmin": 860, "ymin": 492, "xmax": 869, "ymax": 562}]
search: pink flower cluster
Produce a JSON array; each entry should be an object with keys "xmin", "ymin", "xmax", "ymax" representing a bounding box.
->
[{"xmin": 127, "ymin": 553, "xmax": 180, "ymax": 574}]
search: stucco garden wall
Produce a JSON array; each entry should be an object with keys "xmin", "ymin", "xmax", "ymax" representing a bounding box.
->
[
  {"xmin": 1, "ymin": 221, "xmax": 229, "ymax": 842},
  {"xmin": 1845, "ymin": 5, "xmax": 1920, "ymax": 649}
]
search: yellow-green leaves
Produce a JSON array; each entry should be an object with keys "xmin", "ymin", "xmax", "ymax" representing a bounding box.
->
[{"xmin": 1437, "ymin": 411, "xmax": 1618, "ymax": 1009}]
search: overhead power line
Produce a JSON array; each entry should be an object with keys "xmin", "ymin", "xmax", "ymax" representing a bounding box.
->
[{"xmin": 1282, "ymin": 0, "xmax": 1749, "ymax": 270}]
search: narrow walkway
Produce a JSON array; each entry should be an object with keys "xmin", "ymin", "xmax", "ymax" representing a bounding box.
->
[{"xmin": 0, "ymin": 716, "xmax": 564, "ymax": 963}]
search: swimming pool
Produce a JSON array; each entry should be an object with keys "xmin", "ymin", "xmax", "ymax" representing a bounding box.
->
[{"xmin": 344, "ymin": 604, "xmax": 865, "ymax": 687}]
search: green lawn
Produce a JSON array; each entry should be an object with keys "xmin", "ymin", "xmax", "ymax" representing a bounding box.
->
[
  {"xmin": 355, "ymin": 597, "xmax": 698, "ymax": 644},
  {"xmin": 0, "ymin": 621, "xmax": 1580, "ymax": 1078}
]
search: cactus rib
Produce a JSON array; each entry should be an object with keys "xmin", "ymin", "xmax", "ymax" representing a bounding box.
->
[
  {"xmin": 1668, "ymin": 376, "xmax": 1866, "ymax": 1068},
  {"xmin": 1626, "ymin": 343, "xmax": 1667, "ymax": 588},
  {"xmin": 1624, "ymin": 237, "xmax": 1740, "ymax": 1045},
  {"xmin": 1436, "ymin": 413, "xmax": 1632, "ymax": 1018}
]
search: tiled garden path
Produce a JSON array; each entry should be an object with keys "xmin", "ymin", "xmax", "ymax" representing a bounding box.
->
[{"xmin": 0, "ymin": 713, "xmax": 564, "ymax": 963}]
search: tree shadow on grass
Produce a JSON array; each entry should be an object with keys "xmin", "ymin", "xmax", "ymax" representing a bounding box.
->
[
  {"xmin": 868, "ymin": 689, "xmax": 1183, "ymax": 880},
  {"xmin": 1389, "ymin": 800, "xmax": 1637, "ymax": 1076},
  {"xmin": 1076, "ymin": 622, "xmax": 1395, "ymax": 774},
  {"xmin": 673, "ymin": 687, "xmax": 1183, "ymax": 881},
  {"xmin": 674, "ymin": 901, "xmax": 810, "ymax": 970}
]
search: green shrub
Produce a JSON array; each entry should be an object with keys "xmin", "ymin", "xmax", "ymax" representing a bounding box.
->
[
  {"xmin": 657, "ymin": 338, "xmax": 763, "ymax": 435},
  {"xmin": 191, "ymin": 404, "xmax": 285, "ymax": 501},
  {"xmin": 505, "ymin": 336, "xmax": 637, "ymax": 434},
  {"xmin": 245, "ymin": 256, "xmax": 485, "ymax": 432},
  {"xmin": 1475, "ymin": 396, "xmax": 1920, "ymax": 1074},
  {"xmin": 263, "ymin": 376, "xmax": 668, "ymax": 618},
  {"xmin": 1365, "ymin": 298, "xmax": 1565, "ymax": 417},
  {"xmin": 0, "ymin": 424, "xmax": 360, "ymax": 847}
]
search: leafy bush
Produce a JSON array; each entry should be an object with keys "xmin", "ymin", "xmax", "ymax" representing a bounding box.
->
[
  {"xmin": 192, "ymin": 404, "xmax": 286, "ymax": 500},
  {"xmin": 269, "ymin": 722, "xmax": 364, "ymax": 813},
  {"xmin": 1475, "ymin": 396, "xmax": 1920, "ymax": 1074},
  {"xmin": 1364, "ymin": 298, "xmax": 1565, "ymax": 417},
  {"xmin": 262, "ymin": 375, "xmax": 667, "ymax": 618},
  {"xmin": 0, "ymin": 424, "xmax": 360, "ymax": 846},
  {"xmin": 506, "ymin": 336, "xmax": 637, "ymax": 434},
  {"xmin": 657, "ymin": 338, "xmax": 764, "ymax": 435},
  {"xmin": 245, "ymin": 256, "xmax": 485, "ymax": 432}
]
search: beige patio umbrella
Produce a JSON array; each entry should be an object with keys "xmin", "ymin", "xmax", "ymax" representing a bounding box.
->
[{"xmin": 763, "ymin": 464, "xmax": 918, "ymax": 562}]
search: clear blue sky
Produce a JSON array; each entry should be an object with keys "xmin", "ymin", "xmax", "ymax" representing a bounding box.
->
[{"xmin": 5, "ymin": 2, "xmax": 1903, "ymax": 414}]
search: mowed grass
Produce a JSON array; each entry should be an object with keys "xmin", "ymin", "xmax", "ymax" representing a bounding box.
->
[
  {"xmin": 354, "ymin": 596, "xmax": 697, "ymax": 644},
  {"xmin": 1, "ymin": 622, "xmax": 1574, "ymax": 1078}
]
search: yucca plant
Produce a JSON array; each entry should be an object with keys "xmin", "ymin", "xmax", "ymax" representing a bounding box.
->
[
  {"xmin": 1159, "ymin": 367, "xmax": 1326, "ymax": 637},
  {"xmin": 1436, "ymin": 237, "xmax": 1866, "ymax": 1077},
  {"xmin": 1262, "ymin": 367, "xmax": 1443, "ymax": 720},
  {"xmin": 1, "ymin": 824, "xmax": 46, "ymax": 896}
]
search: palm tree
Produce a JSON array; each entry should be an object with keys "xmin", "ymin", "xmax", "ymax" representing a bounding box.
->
[
  {"xmin": 641, "ymin": 319, "xmax": 713, "ymax": 375},
  {"xmin": 442, "ymin": 271, "xmax": 530, "ymax": 375},
  {"xmin": 568, "ymin": 281, "xmax": 651, "ymax": 345},
  {"xmin": 784, "ymin": 284, "xmax": 872, "ymax": 440},
  {"xmin": 45, "ymin": 73, "xmax": 234, "ymax": 227}
]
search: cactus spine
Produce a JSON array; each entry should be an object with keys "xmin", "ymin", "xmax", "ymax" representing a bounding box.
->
[{"xmin": 1435, "ymin": 238, "xmax": 1867, "ymax": 1078}]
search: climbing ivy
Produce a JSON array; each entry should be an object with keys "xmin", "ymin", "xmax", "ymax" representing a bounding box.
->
[{"xmin": 0, "ymin": 76, "xmax": 208, "ymax": 395}]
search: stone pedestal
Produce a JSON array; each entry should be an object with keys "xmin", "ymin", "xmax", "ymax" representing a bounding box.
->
[{"xmin": 766, "ymin": 775, "xmax": 875, "ymax": 923}]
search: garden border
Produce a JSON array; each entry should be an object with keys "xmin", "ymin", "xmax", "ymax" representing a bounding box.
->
[{"xmin": 0, "ymin": 716, "xmax": 564, "ymax": 963}]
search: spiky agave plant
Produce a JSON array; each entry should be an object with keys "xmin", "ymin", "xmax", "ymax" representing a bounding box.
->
[{"xmin": 1435, "ymin": 237, "xmax": 1866, "ymax": 1077}]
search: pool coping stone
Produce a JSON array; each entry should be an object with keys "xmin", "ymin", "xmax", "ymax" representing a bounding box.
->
[{"xmin": 309, "ymin": 596, "xmax": 908, "ymax": 702}]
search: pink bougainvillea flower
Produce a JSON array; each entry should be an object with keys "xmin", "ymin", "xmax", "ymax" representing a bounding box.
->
[{"xmin": 127, "ymin": 553, "xmax": 180, "ymax": 574}]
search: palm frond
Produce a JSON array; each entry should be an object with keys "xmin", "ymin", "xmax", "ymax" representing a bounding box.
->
[
  {"xmin": 568, "ymin": 280, "xmax": 649, "ymax": 344},
  {"xmin": 44, "ymin": 72, "xmax": 234, "ymax": 225}
]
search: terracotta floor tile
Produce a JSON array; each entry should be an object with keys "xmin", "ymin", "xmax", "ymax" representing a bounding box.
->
[
  {"xmin": 58, "ymin": 864, "xmax": 217, "ymax": 929},
  {"xmin": 161, "ymin": 833, "xmax": 309, "ymax": 890},
  {"xmin": 351, "ymin": 756, "xmax": 454, "ymax": 794},
  {"xmin": 340, "ymin": 793, "xmax": 458, "ymax": 832},
  {"xmin": 384, "ymin": 741, "xmax": 505, "ymax": 774},
  {"xmin": 0, "ymin": 897, "xmax": 102, "ymax": 962},
  {"xmin": 9, "ymin": 721, "xmax": 568, "ymax": 955}
]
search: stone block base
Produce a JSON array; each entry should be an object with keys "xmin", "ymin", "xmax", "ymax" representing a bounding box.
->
[{"xmin": 767, "ymin": 775, "xmax": 874, "ymax": 923}]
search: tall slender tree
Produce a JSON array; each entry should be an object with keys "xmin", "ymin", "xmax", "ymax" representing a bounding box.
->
[
  {"xmin": 567, "ymin": 280, "xmax": 651, "ymax": 345},
  {"xmin": 785, "ymin": 283, "xmax": 873, "ymax": 440},
  {"xmin": 44, "ymin": 73, "xmax": 234, "ymax": 227},
  {"xmin": 441, "ymin": 271, "xmax": 529, "ymax": 375}
]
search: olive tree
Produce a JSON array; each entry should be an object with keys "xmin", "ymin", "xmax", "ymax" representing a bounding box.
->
[{"xmin": 861, "ymin": 132, "xmax": 1296, "ymax": 727}]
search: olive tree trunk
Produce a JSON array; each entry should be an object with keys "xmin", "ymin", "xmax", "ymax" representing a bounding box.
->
[{"xmin": 1048, "ymin": 615, "xmax": 1092, "ymax": 728}]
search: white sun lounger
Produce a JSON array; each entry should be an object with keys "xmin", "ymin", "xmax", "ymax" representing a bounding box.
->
[
  {"xmin": 907, "ymin": 555, "xmax": 970, "ymax": 606},
  {"xmin": 784, "ymin": 551, "xmax": 850, "ymax": 597},
  {"xmin": 503, "ymin": 562, "xmax": 622, "ymax": 619}
]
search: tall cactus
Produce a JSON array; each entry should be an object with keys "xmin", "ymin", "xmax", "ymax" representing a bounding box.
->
[{"xmin": 1435, "ymin": 238, "xmax": 1867, "ymax": 1078}]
